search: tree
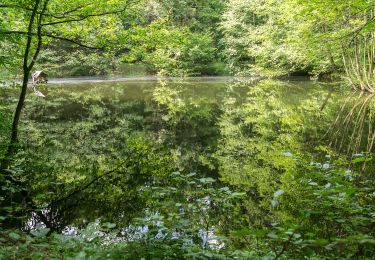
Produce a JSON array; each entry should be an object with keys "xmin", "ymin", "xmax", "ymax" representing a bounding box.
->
[
  {"xmin": 220, "ymin": 0, "xmax": 375, "ymax": 89},
  {"xmin": 288, "ymin": 0, "xmax": 375, "ymax": 90},
  {"xmin": 116, "ymin": 0, "xmax": 226, "ymax": 76},
  {"xmin": 0, "ymin": 0, "xmax": 129, "ymax": 169}
]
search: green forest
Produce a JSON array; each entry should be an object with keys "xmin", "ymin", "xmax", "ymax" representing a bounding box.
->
[{"xmin": 0, "ymin": 0, "xmax": 375, "ymax": 259}]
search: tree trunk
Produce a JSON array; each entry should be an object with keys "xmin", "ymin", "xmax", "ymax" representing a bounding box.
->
[
  {"xmin": 1, "ymin": 0, "xmax": 42, "ymax": 170},
  {"xmin": 0, "ymin": 0, "xmax": 51, "ymax": 229}
]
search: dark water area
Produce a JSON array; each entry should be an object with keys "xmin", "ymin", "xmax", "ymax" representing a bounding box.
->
[{"xmin": 1, "ymin": 77, "xmax": 374, "ymax": 230}]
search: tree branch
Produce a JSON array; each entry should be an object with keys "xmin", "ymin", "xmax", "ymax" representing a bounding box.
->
[
  {"xmin": 58, "ymin": 2, "xmax": 94, "ymax": 16},
  {"xmin": 28, "ymin": 0, "xmax": 50, "ymax": 71},
  {"xmin": 0, "ymin": 3, "xmax": 93, "ymax": 19},
  {"xmin": 43, "ymin": 33, "xmax": 104, "ymax": 50},
  {"xmin": 0, "ymin": 30, "xmax": 103, "ymax": 50},
  {"xmin": 0, "ymin": 4, "xmax": 27, "ymax": 8},
  {"xmin": 42, "ymin": 8, "xmax": 128, "ymax": 26},
  {"xmin": 47, "ymin": 157, "xmax": 132, "ymax": 208},
  {"xmin": 0, "ymin": 0, "xmax": 41, "ymax": 171}
]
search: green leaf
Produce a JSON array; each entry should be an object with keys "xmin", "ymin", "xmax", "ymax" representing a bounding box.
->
[
  {"xmin": 352, "ymin": 156, "xmax": 372, "ymax": 164},
  {"xmin": 267, "ymin": 232, "xmax": 278, "ymax": 239},
  {"xmin": 199, "ymin": 177, "xmax": 216, "ymax": 183},
  {"xmin": 30, "ymin": 228, "xmax": 50, "ymax": 238},
  {"xmin": 233, "ymin": 229, "xmax": 268, "ymax": 236},
  {"xmin": 187, "ymin": 172, "xmax": 196, "ymax": 177},
  {"xmin": 103, "ymin": 222, "xmax": 117, "ymax": 229},
  {"xmin": 274, "ymin": 189, "xmax": 284, "ymax": 198},
  {"xmin": 8, "ymin": 232, "xmax": 21, "ymax": 240},
  {"xmin": 229, "ymin": 192, "xmax": 246, "ymax": 198}
]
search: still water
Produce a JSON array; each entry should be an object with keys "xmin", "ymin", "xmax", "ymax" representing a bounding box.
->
[{"xmin": 1, "ymin": 77, "xmax": 374, "ymax": 231}]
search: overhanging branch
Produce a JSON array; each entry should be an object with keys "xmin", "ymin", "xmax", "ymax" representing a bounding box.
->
[
  {"xmin": 43, "ymin": 33, "xmax": 104, "ymax": 50},
  {"xmin": 58, "ymin": 2, "xmax": 94, "ymax": 17},
  {"xmin": 0, "ymin": 3, "xmax": 94, "ymax": 19},
  {"xmin": 0, "ymin": 30, "xmax": 104, "ymax": 50},
  {"xmin": 42, "ymin": 8, "xmax": 128, "ymax": 26}
]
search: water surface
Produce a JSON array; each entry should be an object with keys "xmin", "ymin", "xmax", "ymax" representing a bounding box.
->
[{"xmin": 1, "ymin": 77, "xmax": 373, "ymax": 229}]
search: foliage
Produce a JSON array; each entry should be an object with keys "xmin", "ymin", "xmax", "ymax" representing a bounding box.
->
[
  {"xmin": 216, "ymin": 80, "xmax": 329, "ymax": 196},
  {"xmin": 220, "ymin": 0, "xmax": 375, "ymax": 88},
  {"xmin": 120, "ymin": 20, "xmax": 220, "ymax": 76},
  {"xmin": 1, "ymin": 0, "xmax": 374, "ymax": 81},
  {"xmin": 36, "ymin": 48, "xmax": 123, "ymax": 77},
  {"xmin": 2, "ymin": 0, "xmax": 375, "ymax": 258},
  {"xmin": 232, "ymin": 160, "xmax": 375, "ymax": 259},
  {"xmin": 2, "ymin": 78, "xmax": 374, "ymax": 259},
  {"xmin": 0, "ymin": 0, "xmax": 228, "ymax": 78},
  {"xmin": 3, "ymin": 0, "xmax": 373, "ymax": 81}
]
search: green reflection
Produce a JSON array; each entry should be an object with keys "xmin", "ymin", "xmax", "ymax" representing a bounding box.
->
[{"xmin": 0, "ymin": 77, "xmax": 373, "ymax": 239}]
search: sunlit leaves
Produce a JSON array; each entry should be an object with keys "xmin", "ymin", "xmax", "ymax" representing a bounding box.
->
[{"xmin": 220, "ymin": 0, "xmax": 375, "ymax": 79}]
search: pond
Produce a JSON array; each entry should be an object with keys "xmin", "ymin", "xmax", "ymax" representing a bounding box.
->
[{"xmin": 0, "ymin": 77, "xmax": 374, "ymax": 232}]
